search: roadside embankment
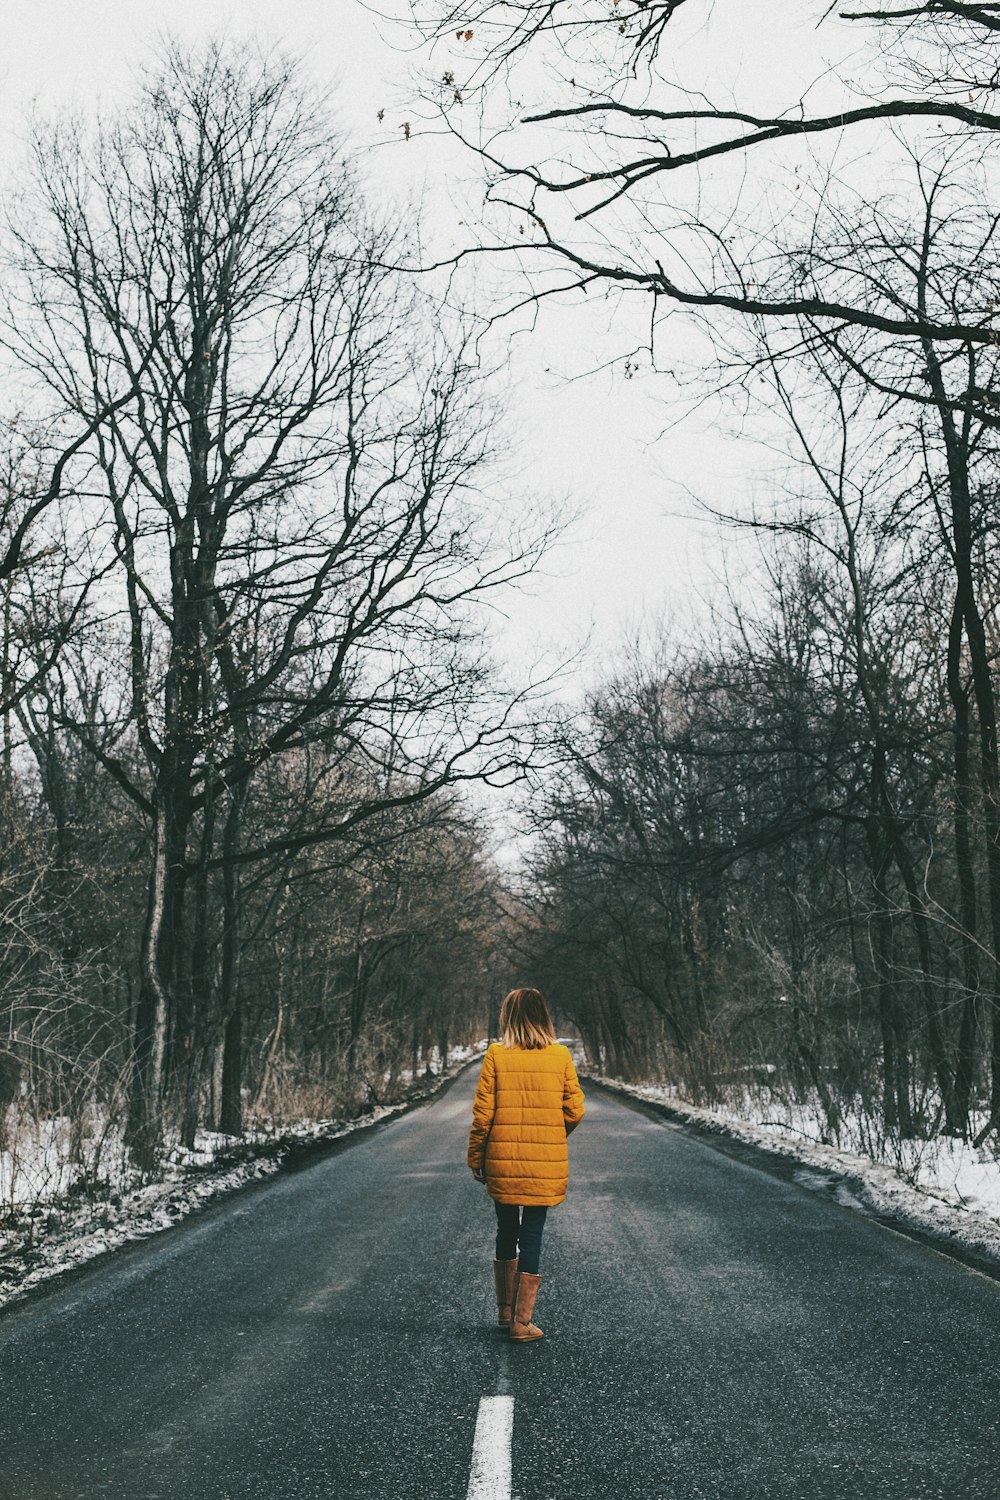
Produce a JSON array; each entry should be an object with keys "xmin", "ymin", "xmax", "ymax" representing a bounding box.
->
[
  {"xmin": 0, "ymin": 1043, "xmax": 486, "ymax": 1312},
  {"xmin": 584, "ymin": 1070, "xmax": 1000, "ymax": 1280}
]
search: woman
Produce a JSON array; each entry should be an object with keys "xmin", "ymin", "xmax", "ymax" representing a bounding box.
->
[{"xmin": 467, "ymin": 987, "xmax": 586, "ymax": 1343}]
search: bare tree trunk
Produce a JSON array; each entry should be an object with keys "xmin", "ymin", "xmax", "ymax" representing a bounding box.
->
[
  {"xmin": 920, "ymin": 316, "xmax": 1000, "ymax": 1137},
  {"xmin": 821, "ymin": 403, "xmax": 957, "ymax": 1133},
  {"xmin": 219, "ymin": 784, "xmax": 246, "ymax": 1136},
  {"xmin": 947, "ymin": 594, "xmax": 982, "ymax": 1134},
  {"xmin": 128, "ymin": 803, "xmax": 180, "ymax": 1169},
  {"xmin": 251, "ymin": 992, "xmax": 284, "ymax": 1118},
  {"xmin": 866, "ymin": 810, "xmax": 910, "ymax": 1135},
  {"xmin": 180, "ymin": 788, "xmax": 216, "ymax": 1150}
]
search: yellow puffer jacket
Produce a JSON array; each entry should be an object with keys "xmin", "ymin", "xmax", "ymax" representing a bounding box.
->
[{"xmin": 466, "ymin": 1042, "xmax": 586, "ymax": 1207}]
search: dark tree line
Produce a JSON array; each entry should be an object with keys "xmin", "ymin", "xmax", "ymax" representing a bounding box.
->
[
  {"xmin": 0, "ymin": 39, "xmax": 551, "ymax": 1188},
  {"xmin": 515, "ymin": 462, "xmax": 1000, "ymax": 1144},
  {"xmin": 0, "ymin": 732, "xmax": 507, "ymax": 1196},
  {"xmin": 406, "ymin": 0, "xmax": 1000, "ymax": 1146},
  {"xmin": 7, "ymin": 1, "xmax": 1000, "ymax": 1203}
]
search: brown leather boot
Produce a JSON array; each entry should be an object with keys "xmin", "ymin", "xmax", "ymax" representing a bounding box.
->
[
  {"xmin": 509, "ymin": 1270, "xmax": 544, "ymax": 1342},
  {"xmin": 492, "ymin": 1257, "xmax": 518, "ymax": 1330}
]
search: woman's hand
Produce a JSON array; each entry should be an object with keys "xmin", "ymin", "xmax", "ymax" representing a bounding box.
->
[{"xmin": 471, "ymin": 1165, "xmax": 486, "ymax": 1183}]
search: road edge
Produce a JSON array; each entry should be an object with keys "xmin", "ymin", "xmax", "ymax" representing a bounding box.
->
[
  {"xmin": 583, "ymin": 1072, "xmax": 1000, "ymax": 1285},
  {"xmin": 0, "ymin": 1052, "xmax": 483, "ymax": 1319}
]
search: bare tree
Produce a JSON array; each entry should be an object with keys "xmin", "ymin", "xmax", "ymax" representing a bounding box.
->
[
  {"xmin": 394, "ymin": 1, "xmax": 1000, "ymax": 1142},
  {"xmin": 403, "ymin": 1, "xmax": 1000, "ymax": 366},
  {"xmin": 5, "ymin": 39, "xmax": 556, "ymax": 1165}
]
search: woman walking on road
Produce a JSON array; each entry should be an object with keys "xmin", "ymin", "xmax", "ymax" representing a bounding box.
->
[{"xmin": 467, "ymin": 987, "xmax": 586, "ymax": 1343}]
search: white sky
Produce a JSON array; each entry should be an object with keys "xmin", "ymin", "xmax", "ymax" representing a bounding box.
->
[{"xmin": 0, "ymin": 1, "xmax": 868, "ymax": 687}]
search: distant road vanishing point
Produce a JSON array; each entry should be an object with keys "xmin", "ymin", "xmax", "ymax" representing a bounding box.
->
[{"xmin": 0, "ymin": 1063, "xmax": 998, "ymax": 1499}]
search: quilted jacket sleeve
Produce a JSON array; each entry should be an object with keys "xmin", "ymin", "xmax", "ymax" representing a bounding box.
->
[
  {"xmin": 466, "ymin": 1045, "xmax": 497, "ymax": 1167},
  {"xmin": 562, "ymin": 1050, "xmax": 586, "ymax": 1134}
]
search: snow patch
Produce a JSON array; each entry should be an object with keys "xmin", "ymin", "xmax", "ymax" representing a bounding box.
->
[
  {"xmin": 586, "ymin": 1069, "xmax": 1000, "ymax": 1267},
  {"xmin": 0, "ymin": 1043, "xmax": 485, "ymax": 1313}
]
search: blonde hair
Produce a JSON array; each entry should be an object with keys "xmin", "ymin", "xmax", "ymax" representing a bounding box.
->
[{"xmin": 498, "ymin": 987, "xmax": 557, "ymax": 1050}]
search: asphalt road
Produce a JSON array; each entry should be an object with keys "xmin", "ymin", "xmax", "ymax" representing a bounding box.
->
[{"xmin": 1, "ymin": 1061, "xmax": 999, "ymax": 1500}]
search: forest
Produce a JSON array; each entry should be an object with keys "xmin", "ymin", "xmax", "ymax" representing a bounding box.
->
[
  {"xmin": 3, "ymin": 1, "xmax": 1000, "ymax": 1233},
  {"xmin": 427, "ymin": 0, "xmax": 1000, "ymax": 1162},
  {"xmin": 0, "ymin": 41, "xmax": 546, "ymax": 1213}
]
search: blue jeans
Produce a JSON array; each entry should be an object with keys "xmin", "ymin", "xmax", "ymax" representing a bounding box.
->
[{"xmin": 494, "ymin": 1201, "xmax": 548, "ymax": 1274}]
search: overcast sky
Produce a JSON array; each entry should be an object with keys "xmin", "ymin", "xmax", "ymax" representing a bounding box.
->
[{"xmin": 0, "ymin": 2, "xmax": 868, "ymax": 688}]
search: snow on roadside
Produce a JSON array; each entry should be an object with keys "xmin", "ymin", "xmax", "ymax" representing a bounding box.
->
[
  {"xmin": 0, "ymin": 1043, "xmax": 485, "ymax": 1313},
  {"xmin": 585, "ymin": 1071, "xmax": 1000, "ymax": 1266}
]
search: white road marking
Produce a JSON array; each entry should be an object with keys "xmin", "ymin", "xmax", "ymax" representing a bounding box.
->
[{"xmin": 466, "ymin": 1395, "xmax": 513, "ymax": 1500}]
